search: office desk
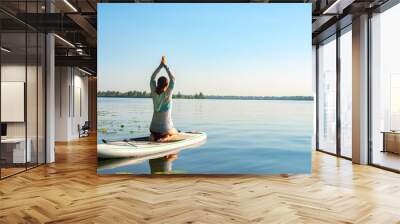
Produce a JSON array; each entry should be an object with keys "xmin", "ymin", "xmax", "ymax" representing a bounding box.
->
[
  {"xmin": 1, "ymin": 138, "xmax": 31, "ymax": 163},
  {"xmin": 382, "ymin": 131, "xmax": 400, "ymax": 154}
]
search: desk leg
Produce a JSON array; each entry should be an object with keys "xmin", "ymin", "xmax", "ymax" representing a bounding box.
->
[{"xmin": 382, "ymin": 133, "xmax": 386, "ymax": 153}]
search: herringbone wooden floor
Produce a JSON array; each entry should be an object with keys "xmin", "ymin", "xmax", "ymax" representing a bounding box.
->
[{"xmin": 1, "ymin": 136, "xmax": 400, "ymax": 224}]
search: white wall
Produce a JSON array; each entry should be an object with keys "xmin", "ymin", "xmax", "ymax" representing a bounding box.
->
[
  {"xmin": 1, "ymin": 65, "xmax": 27, "ymax": 140},
  {"xmin": 1, "ymin": 63, "xmax": 46, "ymax": 164},
  {"xmin": 1, "ymin": 65, "xmax": 40, "ymax": 137},
  {"xmin": 70, "ymin": 72, "xmax": 89, "ymax": 138},
  {"xmin": 55, "ymin": 67, "xmax": 89, "ymax": 141},
  {"xmin": 55, "ymin": 66, "xmax": 70, "ymax": 141}
]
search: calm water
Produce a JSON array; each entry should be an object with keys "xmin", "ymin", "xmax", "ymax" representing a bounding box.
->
[{"xmin": 97, "ymin": 97, "xmax": 313, "ymax": 174}]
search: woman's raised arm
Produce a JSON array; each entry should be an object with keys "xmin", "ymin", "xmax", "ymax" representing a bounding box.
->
[
  {"xmin": 164, "ymin": 65, "xmax": 175, "ymax": 90},
  {"xmin": 164, "ymin": 65, "xmax": 175, "ymax": 82},
  {"xmin": 150, "ymin": 63, "xmax": 163, "ymax": 92}
]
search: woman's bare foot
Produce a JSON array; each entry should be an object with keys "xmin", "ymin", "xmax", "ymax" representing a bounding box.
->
[
  {"xmin": 156, "ymin": 134, "xmax": 179, "ymax": 142},
  {"xmin": 164, "ymin": 154, "xmax": 178, "ymax": 162},
  {"xmin": 156, "ymin": 135, "xmax": 171, "ymax": 142},
  {"xmin": 169, "ymin": 128, "xmax": 179, "ymax": 135}
]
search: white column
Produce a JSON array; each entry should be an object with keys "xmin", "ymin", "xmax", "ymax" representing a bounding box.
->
[
  {"xmin": 352, "ymin": 14, "xmax": 369, "ymax": 164},
  {"xmin": 45, "ymin": 0, "xmax": 56, "ymax": 163},
  {"xmin": 46, "ymin": 33, "xmax": 55, "ymax": 163}
]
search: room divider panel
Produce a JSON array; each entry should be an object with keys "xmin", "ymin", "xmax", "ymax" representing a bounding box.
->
[{"xmin": 0, "ymin": 0, "xmax": 47, "ymax": 179}]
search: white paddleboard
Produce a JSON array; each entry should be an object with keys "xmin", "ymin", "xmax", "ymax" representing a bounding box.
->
[{"xmin": 98, "ymin": 132, "xmax": 207, "ymax": 159}]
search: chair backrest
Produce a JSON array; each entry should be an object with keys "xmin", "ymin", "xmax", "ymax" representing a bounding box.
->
[
  {"xmin": 1, "ymin": 123, "xmax": 7, "ymax": 137},
  {"xmin": 82, "ymin": 121, "xmax": 90, "ymax": 129}
]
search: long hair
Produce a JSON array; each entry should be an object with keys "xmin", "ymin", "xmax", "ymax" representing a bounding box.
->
[{"xmin": 156, "ymin": 76, "xmax": 168, "ymax": 94}]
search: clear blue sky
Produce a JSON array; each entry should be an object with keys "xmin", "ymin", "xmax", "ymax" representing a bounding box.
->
[{"xmin": 98, "ymin": 3, "xmax": 312, "ymax": 96}]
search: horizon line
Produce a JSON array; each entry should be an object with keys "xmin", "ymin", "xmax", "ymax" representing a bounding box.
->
[{"xmin": 97, "ymin": 90, "xmax": 313, "ymax": 98}]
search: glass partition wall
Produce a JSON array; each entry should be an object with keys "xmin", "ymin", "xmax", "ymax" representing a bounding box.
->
[
  {"xmin": 0, "ymin": 3, "xmax": 46, "ymax": 179},
  {"xmin": 370, "ymin": 3, "xmax": 400, "ymax": 171},
  {"xmin": 317, "ymin": 35, "xmax": 337, "ymax": 155},
  {"xmin": 339, "ymin": 27, "xmax": 352, "ymax": 159},
  {"xmin": 316, "ymin": 1, "xmax": 400, "ymax": 171},
  {"xmin": 0, "ymin": 31, "xmax": 27, "ymax": 177},
  {"xmin": 316, "ymin": 26, "xmax": 352, "ymax": 159}
]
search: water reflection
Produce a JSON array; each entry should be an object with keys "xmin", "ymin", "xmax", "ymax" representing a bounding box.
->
[
  {"xmin": 149, "ymin": 154, "xmax": 178, "ymax": 174},
  {"xmin": 98, "ymin": 152, "xmax": 180, "ymax": 174},
  {"xmin": 98, "ymin": 140, "xmax": 206, "ymax": 174}
]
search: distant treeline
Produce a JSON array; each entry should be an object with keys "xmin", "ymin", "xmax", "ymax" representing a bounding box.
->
[
  {"xmin": 206, "ymin": 95, "xmax": 313, "ymax": 101},
  {"xmin": 97, "ymin": 90, "xmax": 313, "ymax": 101},
  {"xmin": 97, "ymin": 90, "xmax": 206, "ymax": 99}
]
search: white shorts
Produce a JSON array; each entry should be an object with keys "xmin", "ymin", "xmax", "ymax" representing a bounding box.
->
[{"xmin": 150, "ymin": 111, "xmax": 174, "ymax": 134}]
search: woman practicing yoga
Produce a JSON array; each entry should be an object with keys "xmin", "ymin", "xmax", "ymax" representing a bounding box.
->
[{"xmin": 149, "ymin": 56, "xmax": 179, "ymax": 142}]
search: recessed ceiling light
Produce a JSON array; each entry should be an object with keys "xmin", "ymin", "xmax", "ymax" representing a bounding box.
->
[
  {"xmin": 78, "ymin": 67, "xmax": 93, "ymax": 76},
  {"xmin": 1, "ymin": 47, "xmax": 11, "ymax": 53},
  {"xmin": 63, "ymin": 0, "xmax": 78, "ymax": 12},
  {"xmin": 323, "ymin": 0, "xmax": 354, "ymax": 15},
  {"xmin": 54, "ymin": 34, "xmax": 75, "ymax": 48}
]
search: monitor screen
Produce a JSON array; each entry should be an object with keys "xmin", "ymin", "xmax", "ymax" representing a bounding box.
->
[{"xmin": 1, "ymin": 123, "xmax": 7, "ymax": 137}]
